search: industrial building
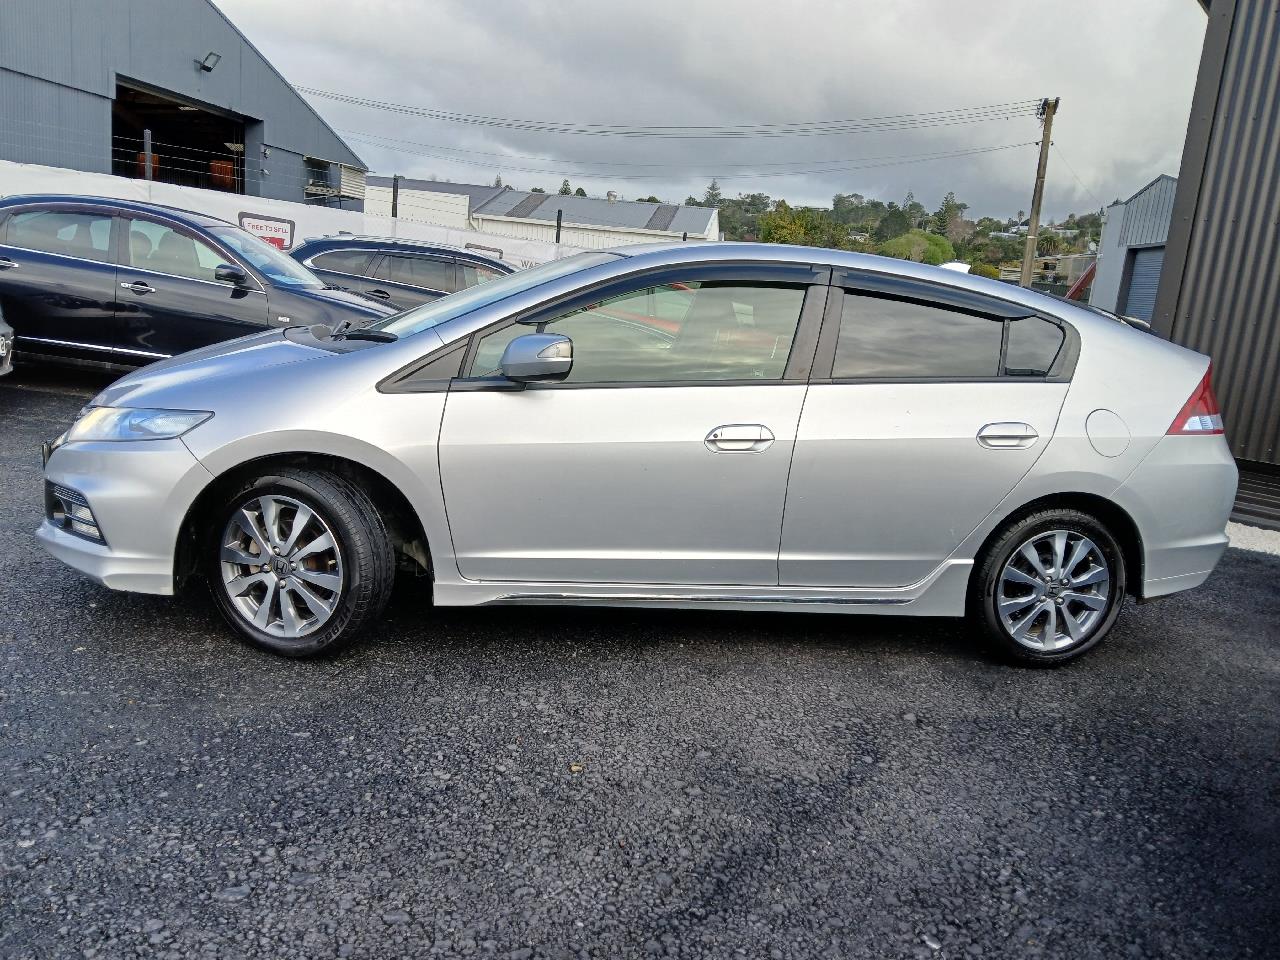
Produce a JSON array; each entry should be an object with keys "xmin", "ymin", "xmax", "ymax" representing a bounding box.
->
[
  {"xmin": 366, "ymin": 176, "xmax": 720, "ymax": 248},
  {"xmin": 1090, "ymin": 174, "xmax": 1176, "ymax": 322},
  {"xmin": 0, "ymin": 0, "xmax": 366, "ymax": 208},
  {"xmin": 1156, "ymin": 0, "xmax": 1280, "ymax": 526}
]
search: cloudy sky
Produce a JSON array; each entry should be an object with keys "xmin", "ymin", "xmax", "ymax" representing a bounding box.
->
[{"xmin": 215, "ymin": 0, "xmax": 1206, "ymax": 220}]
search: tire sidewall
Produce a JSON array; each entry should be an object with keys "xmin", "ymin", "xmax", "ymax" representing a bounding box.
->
[
  {"xmin": 206, "ymin": 473, "xmax": 371, "ymax": 658},
  {"xmin": 977, "ymin": 510, "xmax": 1127, "ymax": 665}
]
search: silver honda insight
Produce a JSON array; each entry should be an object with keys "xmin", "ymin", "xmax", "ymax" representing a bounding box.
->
[{"xmin": 38, "ymin": 243, "xmax": 1237, "ymax": 664}]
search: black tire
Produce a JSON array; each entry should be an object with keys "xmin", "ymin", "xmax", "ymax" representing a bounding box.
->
[
  {"xmin": 205, "ymin": 468, "xmax": 394, "ymax": 658},
  {"xmin": 970, "ymin": 508, "xmax": 1126, "ymax": 666}
]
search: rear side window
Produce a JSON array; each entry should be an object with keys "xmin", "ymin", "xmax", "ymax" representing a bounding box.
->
[
  {"xmin": 373, "ymin": 254, "xmax": 456, "ymax": 293},
  {"xmin": 7, "ymin": 209, "xmax": 113, "ymax": 263},
  {"xmin": 834, "ymin": 293, "xmax": 1003, "ymax": 379},
  {"xmin": 1004, "ymin": 316, "xmax": 1065, "ymax": 376},
  {"xmin": 310, "ymin": 249, "xmax": 373, "ymax": 276}
]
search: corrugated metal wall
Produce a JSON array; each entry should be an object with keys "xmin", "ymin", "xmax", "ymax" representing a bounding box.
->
[
  {"xmin": 1155, "ymin": 0, "xmax": 1280, "ymax": 467},
  {"xmin": 0, "ymin": 0, "xmax": 364, "ymax": 203},
  {"xmin": 1117, "ymin": 175, "xmax": 1177, "ymax": 247}
]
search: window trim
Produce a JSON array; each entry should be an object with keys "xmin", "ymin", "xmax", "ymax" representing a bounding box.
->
[
  {"xmin": 301, "ymin": 246, "xmax": 375, "ymax": 279},
  {"xmin": 813, "ymin": 282, "xmax": 1078, "ymax": 385}
]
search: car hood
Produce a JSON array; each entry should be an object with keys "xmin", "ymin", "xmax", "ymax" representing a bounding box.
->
[
  {"xmin": 282, "ymin": 284, "xmax": 399, "ymax": 319},
  {"xmin": 91, "ymin": 330, "xmax": 327, "ymax": 409}
]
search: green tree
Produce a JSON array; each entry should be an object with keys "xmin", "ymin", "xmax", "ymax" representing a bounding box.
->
[
  {"xmin": 493, "ymin": 174, "xmax": 503, "ymax": 188},
  {"xmin": 1037, "ymin": 232, "xmax": 1064, "ymax": 255},
  {"xmin": 717, "ymin": 191, "xmax": 772, "ymax": 240},
  {"xmin": 573, "ymin": 186, "xmax": 588, "ymax": 197},
  {"xmin": 968, "ymin": 262, "xmax": 1001, "ymax": 279},
  {"xmin": 873, "ymin": 203, "xmax": 911, "ymax": 242},
  {"xmin": 932, "ymin": 191, "xmax": 968, "ymax": 235},
  {"xmin": 702, "ymin": 179, "xmax": 723, "ymax": 208},
  {"xmin": 635, "ymin": 195, "xmax": 661, "ymax": 203},
  {"xmin": 559, "ymin": 180, "xmax": 572, "ymax": 195},
  {"xmin": 684, "ymin": 195, "xmax": 702, "ymax": 207},
  {"xmin": 758, "ymin": 201, "xmax": 850, "ymax": 249},
  {"xmin": 877, "ymin": 229, "xmax": 955, "ymax": 265},
  {"xmin": 530, "ymin": 187, "xmax": 546, "ymax": 193}
]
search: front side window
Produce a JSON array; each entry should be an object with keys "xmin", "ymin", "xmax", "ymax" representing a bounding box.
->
[
  {"xmin": 459, "ymin": 262, "xmax": 505, "ymax": 288},
  {"xmin": 833, "ymin": 293, "xmax": 1004, "ymax": 379},
  {"xmin": 374, "ymin": 254, "xmax": 456, "ymax": 293},
  {"xmin": 309, "ymin": 249, "xmax": 373, "ymax": 276},
  {"xmin": 467, "ymin": 281, "xmax": 806, "ymax": 383},
  {"xmin": 125, "ymin": 219, "xmax": 226, "ymax": 282},
  {"xmin": 6, "ymin": 209, "xmax": 113, "ymax": 263}
]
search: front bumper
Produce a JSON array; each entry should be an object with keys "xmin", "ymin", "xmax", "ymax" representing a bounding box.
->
[{"xmin": 37, "ymin": 437, "xmax": 215, "ymax": 596}]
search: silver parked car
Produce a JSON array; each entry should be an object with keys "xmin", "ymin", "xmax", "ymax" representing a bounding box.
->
[{"xmin": 37, "ymin": 243, "xmax": 1237, "ymax": 664}]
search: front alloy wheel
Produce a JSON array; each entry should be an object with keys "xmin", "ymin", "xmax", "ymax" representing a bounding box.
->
[
  {"xmin": 220, "ymin": 495, "xmax": 345, "ymax": 639},
  {"xmin": 206, "ymin": 468, "xmax": 394, "ymax": 657}
]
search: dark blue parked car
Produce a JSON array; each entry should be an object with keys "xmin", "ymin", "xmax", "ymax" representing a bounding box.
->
[
  {"xmin": 0, "ymin": 195, "xmax": 396, "ymax": 371},
  {"xmin": 290, "ymin": 235, "xmax": 513, "ymax": 312}
]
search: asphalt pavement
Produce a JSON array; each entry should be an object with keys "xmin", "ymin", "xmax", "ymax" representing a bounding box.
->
[{"xmin": 1, "ymin": 366, "xmax": 1278, "ymax": 960}]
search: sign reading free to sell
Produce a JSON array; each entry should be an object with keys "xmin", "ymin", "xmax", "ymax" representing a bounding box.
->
[{"xmin": 237, "ymin": 213, "xmax": 295, "ymax": 250}]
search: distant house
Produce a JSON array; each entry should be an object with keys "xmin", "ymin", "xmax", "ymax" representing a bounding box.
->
[
  {"xmin": 365, "ymin": 177, "xmax": 719, "ymax": 248},
  {"xmin": 1089, "ymin": 174, "xmax": 1176, "ymax": 321}
]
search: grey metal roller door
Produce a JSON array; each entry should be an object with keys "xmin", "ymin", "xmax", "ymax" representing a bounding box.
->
[{"xmin": 1123, "ymin": 246, "xmax": 1165, "ymax": 321}]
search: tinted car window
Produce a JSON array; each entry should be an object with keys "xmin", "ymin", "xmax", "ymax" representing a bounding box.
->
[
  {"xmin": 459, "ymin": 262, "xmax": 504, "ymax": 288},
  {"xmin": 126, "ymin": 219, "xmax": 226, "ymax": 282},
  {"xmin": 468, "ymin": 281, "xmax": 805, "ymax": 383},
  {"xmin": 7, "ymin": 209, "xmax": 113, "ymax": 263},
  {"xmin": 310, "ymin": 249, "xmax": 373, "ymax": 276},
  {"xmin": 834, "ymin": 293, "xmax": 1003, "ymax": 379},
  {"xmin": 1004, "ymin": 316, "xmax": 1065, "ymax": 376},
  {"xmin": 374, "ymin": 254, "xmax": 456, "ymax": 293}
]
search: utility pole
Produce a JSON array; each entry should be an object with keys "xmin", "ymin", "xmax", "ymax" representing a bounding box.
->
[
  {"xmin": 1019, "ymin": 97, "xmax": 1059, "ymax": 288},
  {"xmin": 391, "ymin": 174, "xmax": 402, "ymax": 218}
]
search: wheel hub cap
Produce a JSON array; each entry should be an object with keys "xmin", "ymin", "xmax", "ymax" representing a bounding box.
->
[
  {"xmin": 997, "ymin": 529, "xmax": 1111, "ymax": 652},
  {"xmin": 219, "ymin": 495, "xmax": 344, "ymax": 639}
]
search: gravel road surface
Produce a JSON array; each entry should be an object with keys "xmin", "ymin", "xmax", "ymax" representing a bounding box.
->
[{"xmin": 2, "ymin": 367, "xmax": 1278, "ymax": 960}]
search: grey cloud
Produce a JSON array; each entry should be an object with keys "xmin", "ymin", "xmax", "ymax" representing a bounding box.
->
[{"xmin": 217, "ymin": 0, "xmax": 1205, "ymax": 219}]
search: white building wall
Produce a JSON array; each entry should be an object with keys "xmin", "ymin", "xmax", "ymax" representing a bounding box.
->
[{"xmin": 363, "ymin": 185, "xmax": 470, "ymax": 229}]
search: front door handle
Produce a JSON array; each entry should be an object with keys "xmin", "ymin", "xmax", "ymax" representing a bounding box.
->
[
  {"xmin": 977, "ymin": 422, "xmax": 1039, "ymax": 449},
  {"xmin": 368, "ymin": 288, "xmax": 391, "ymax": 299},
  {"xmin": 705, "ymin": 424, "xmax": 775, "ymax": 453},
  {"xmin": 0, "ymin": 257, "xmax": 18, "ymax": 270},
  {"xmin": 121, "ymin": 280, "xmax": 156, "ymax": 295}
]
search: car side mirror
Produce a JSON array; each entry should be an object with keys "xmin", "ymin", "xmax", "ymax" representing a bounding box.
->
[
  {"xmin": 214, "ymin": 263, "xmax": 250, "ymax": 287},
  {"xmin": 499, "ymin": 333, "xmax": 573, "ymax": 383}
]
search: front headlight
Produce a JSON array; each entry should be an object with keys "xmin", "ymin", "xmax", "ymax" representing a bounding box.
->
[{"xmin": 63, "ymin": 407, "xmax": 213, "ymax": 443}]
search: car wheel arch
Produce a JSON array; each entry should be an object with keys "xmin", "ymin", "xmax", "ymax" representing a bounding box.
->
[
  {"xmin": 174, "ymin": 451, "xmax": 434, "ymax": 590},
  {"xmin": 969, "ymin": 492, "xmax": 1145, "ymax": 600}
]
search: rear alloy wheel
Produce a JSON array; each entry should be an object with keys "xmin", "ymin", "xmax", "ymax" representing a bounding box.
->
[
  {"xmin": 973, "ymin": 509, "xmax": 1126, "ymax": 665},
  {"xmin": 207, "ymin": 469, "xmax": 394, "ymax": 657}
]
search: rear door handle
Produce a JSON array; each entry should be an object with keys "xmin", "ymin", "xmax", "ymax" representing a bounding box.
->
[
  {"xmin": 0, "ymin": 257, "xmax": 17, "ymax": 270},
  {"xmin": 977, "ymin": 421, "xmax": 1039, "ymax": 449},
  {"xmin": 368, "ymin": 288, "xmax": 391, "ymax": 299},
  {"xmin": 705, "ymin": 424, "xmax": 775, "ymax": 453},
  {"xmin": 121, "ymin": 280, "xmax": 156, "ymax": 295}
]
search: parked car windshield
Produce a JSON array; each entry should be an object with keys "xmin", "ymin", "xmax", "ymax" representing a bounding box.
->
[
  {"xmin": 373, "ymin": 251, "xmax": 621, "ymax": 337},
  {"xmin": 209, "ymin": 227, "xmax": 324, "ymax": 289}
]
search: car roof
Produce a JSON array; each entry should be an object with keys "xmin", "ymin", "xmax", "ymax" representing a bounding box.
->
[
  {"xmin": 293, "ymin": 235, "xmax": 512, "ymax": 268},
  {"xmin": 0, "ymin": 194, "xmax": 233, "ymax": 229}
]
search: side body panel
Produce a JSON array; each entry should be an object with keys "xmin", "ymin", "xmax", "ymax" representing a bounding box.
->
[{"xmin": 780, "ymin": 382, "xmax": 1068, "ymax": 587}]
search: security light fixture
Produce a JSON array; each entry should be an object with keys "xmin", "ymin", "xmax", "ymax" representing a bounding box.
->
[{"xmin": 196, "ymin": 51, "xmax": 221, "ymax": 72}]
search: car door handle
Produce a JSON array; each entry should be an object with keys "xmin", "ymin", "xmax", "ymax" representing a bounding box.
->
[
  {"xmin": 367, "ymin": 289, "xmax": 391, "ymax": 299},
  {"xmin": 0, "ymin": 257, "xmax": 17, "ymax": 270},
  {"xmin": 120, "ymin": 280, "xmax": 156, "ymax": 295},
  {"xmin": 977, "ymin": 422, "xmax": 1039, "ymax": 449},
  {"xmin": 705, "ymin": 424, "xmax": 775, "ymax": 453}
]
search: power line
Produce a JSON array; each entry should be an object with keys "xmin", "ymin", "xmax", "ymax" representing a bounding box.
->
[
  {"xmin": 1051, "ymin": 143, "xmax": 1105, "ymax": 210},
  {"xmin": 297, "ymin": 87, "xmax": 1040, "ymax": 139}
]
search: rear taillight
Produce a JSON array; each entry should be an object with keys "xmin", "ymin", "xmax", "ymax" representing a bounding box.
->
[{"xmin": 1167, "ymin": 366, "xmax": 1224, "ymax": 435}]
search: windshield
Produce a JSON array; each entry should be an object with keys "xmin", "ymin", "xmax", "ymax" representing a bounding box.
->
[
  {"xmin": 374, "ymin": 251, "xmax": 621, "ymax": 337},
  {"xmin": 210, "ymin": 227, "xmax": 324, "ymax": 289}
]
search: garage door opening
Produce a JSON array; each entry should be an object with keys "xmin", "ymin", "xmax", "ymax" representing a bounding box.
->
[{"xmin": 111, "ymin": 81, "xmax": 246, "ymax": 194}]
